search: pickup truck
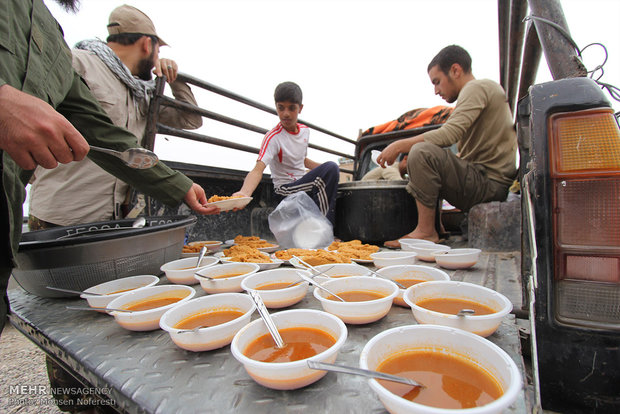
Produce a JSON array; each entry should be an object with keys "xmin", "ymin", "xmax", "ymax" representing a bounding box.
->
[{"xmin": 7, "ymin": 0, "xmax": 620, "ymax": 413}]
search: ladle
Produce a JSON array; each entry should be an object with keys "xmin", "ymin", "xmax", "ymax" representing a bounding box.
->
[
  {"xmin": 248, "ymin": 290, "xmax": 285, "ymax": 348},
  {"xmin": 457, "ymin": 309, "xmax": 476, "ymax": 316},
  {"xmin": 47, "ymin": 286, "xmax": 103, "ymax": 296},
  {"xmin": 66, "ymin": 306, "xmax": 133, "ymax": 313},
  {"xmin": 195, "ymin": 246, "xmax": 208, "ymax": 268},
  {"xmin": 295, "ymin": 272, "xmax": 345, "ymax": 302},
  {"xmin": 307, "ymin": 360, "xmax": 425, "ymax": 388},
  {"xmin": 90, "ymin": 145, "xmax": 159, "ymax": 169}
]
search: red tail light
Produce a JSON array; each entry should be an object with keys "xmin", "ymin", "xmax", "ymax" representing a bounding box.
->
[{"xmin": 548, "ymin": 109, "xmax": 620, "ymax": 329}]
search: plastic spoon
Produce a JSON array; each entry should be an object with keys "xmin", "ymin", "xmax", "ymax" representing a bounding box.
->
[
  {"xmin": 65, "ymin": 306, "xmax": 134, "ymax": 313},
  {"xmin": 248, "ymin": 290, "xmax": 285, "ymax": 349},
  {"xmin": 457, "ymin": 309, "xmax": 476, "ymax": 316},
  {"xmin": 307, "ymin": 360, "xmax": 425, "ymax": 388},
  {"xmin": 89, "ymin": 146, "xmax": 159, "ymax": 169},
  {"xmin": 295, "ymin": 272, "xmax": 345, "ymax": 302},
  {"xmin": 353, "ymin": 263, "xmax": 406, "ymax": 289},
  {"xmin": 195, "ymin": 246, "xmax": 208, "ymax": 268},
  {"xmin": 47, "ymin": 286, "xmax": 104, "ymax": 296}
]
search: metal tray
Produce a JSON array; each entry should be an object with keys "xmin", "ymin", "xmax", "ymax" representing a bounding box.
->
[{"xmin": 12, "ymin": 216, "xmax": 196, "ymax": 298}]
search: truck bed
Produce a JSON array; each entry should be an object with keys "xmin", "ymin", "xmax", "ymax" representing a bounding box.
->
[{"xmin": 7, "ymin": 245, "xmax": 534, "ymax": 413}]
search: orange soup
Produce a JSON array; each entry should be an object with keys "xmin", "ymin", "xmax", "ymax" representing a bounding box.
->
[
  {"xmin": 244, "ymin": 327, "xmax": 336, "ymax": 363},
  {"xmin": 377, "ymin": 350, "xmax": 503, "ymax": 409},
  {"xmin": 393, "ymin": 279, "xmax": 427, "ymax": 289},
  {"xmin": 123, "ymin": 295, "xmax": 185, "ymax": 311},
  {"xmin": 173, "ymin": 309, "xmax": 244, "ymax": 329},
  {"xmin": 326, "ymin": 290, "xmax": 385, "ymax": 302},
  {"xmin": 416, "ymin": 298, "xmax": 497, "ymax": 315},
  {"xmin": 255, "ymin": 282, "xmax": 295, "ymax": 290}
]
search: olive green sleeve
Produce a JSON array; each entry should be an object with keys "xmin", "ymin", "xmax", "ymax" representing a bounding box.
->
[{"xmin": 56, "ymin": 71, "xmax": 192, "ymax": 206}]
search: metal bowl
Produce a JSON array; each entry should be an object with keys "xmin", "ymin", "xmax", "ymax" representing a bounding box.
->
[{"xmin": 12, "ymin": 216, "xmax": 196, "ymax": 298}]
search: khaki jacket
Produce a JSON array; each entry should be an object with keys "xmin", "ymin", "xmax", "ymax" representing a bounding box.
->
[{"xmin": 29, "ymin": 49, "xmax": 202, "ymax": 225}]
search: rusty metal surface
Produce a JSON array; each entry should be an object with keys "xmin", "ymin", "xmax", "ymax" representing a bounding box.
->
[{"xmin": 8, "ymin": 254, "xmax": 529, "ymax": 414}]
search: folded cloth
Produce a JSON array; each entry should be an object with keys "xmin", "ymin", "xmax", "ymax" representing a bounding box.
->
[{"xmin": 361, "ymin": 105, "xmax": 453, "ymax": 137}]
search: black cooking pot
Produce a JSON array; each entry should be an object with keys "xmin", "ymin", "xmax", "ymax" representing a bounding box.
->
[{"xmin": 335, "ymin": 180, "xmax": 418, "ymax": 245}]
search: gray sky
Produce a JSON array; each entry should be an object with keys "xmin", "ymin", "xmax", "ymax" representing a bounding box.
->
[{"xmin": 44, "ymin": 0, "xmax": 620, "ymax": 171}]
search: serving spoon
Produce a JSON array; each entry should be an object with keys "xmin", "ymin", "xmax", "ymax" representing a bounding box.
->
[
  {"xmin": 90, "ymin": 145, "xmax": 159, "ymax": 169},
  {"xmin": 307, "ymin": 360, "xmax": 425, "ymax": 388},
  {"xmin": 248, "ymin": 290, "xmax": 285, "ymax": 349}
]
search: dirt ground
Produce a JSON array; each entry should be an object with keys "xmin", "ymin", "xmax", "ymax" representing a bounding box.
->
[{"xmin": 0, "ymin": 287, "xmax": 63, "ymax": 414}]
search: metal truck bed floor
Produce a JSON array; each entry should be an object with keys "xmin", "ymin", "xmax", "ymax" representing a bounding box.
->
[{"xmin": 8, "ymin": 252, "xmax": 530, "ymax": 413}]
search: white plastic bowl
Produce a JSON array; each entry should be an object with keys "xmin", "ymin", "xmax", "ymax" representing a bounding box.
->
[
  {"xmin": 241, "ymin": 268, "xmax": 311, "ymax": 308},
  {"xmin": 81, "ymin": 275, "xmax": 160, "ymax": 311},
  {"xmin": 403, "ymin": 281, "xmax": 513, "ymax": 337},
  {"xmin": 160, "ymin": 256, "xmax": 219, "ymax": 284},
  {"xmin": 106, "ymin": 285, "xmax": 195, "ymax": 331},
  {"xmin": 433, "ymin": 248, "xmax": 482, "ymax": 270},
  {"xmin": 370, "ymin": 251, "xmax": 418, "ymax": 268},
  {"xmin": 360, "ymin": 325, "xmax": 522, "ymax": 414},
  {"xmin": 159, "ymin": 293, "xmax": 255, "ymax": 352},
  {"xmin": 376, "ymin": 265, "xmax": 450, "ymax": 307},
  {"xmin": 194, "ymin": 263, "xmax": 260, "ymax": 294},
  {"xmin": 404, "ymin": 243, "xmax": 451, "ymax": 262},
  {"xmin": 312, "ymin": 263, "xmax": 373, "ymax": 284},
  {"xmin": 313, "ymin": 276, "xmax": 399, "ymax": 324},
  {"xmin": 230, "ymin": 309, "xmax": 347, "ymax": 390},
  {"xmin": 399, "ymin": 239, "xmax": 435, "ymax": 250}
]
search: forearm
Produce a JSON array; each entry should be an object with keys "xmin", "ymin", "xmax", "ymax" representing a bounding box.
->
[
  {"xmin": 158, "ymin": 81, "xmax": 203, "ymax": 130},
  {"xmin": 238, "ymin": 168, "xmax": 264, "ymax": 197}
]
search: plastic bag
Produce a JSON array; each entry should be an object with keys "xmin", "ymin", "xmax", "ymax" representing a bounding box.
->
[{"xmin": 268, "ymin": 192, "xmax": 334, "ymax": 249}]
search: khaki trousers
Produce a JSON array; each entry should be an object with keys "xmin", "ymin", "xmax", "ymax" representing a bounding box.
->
[{"xmin": 406, "ymin": 142, "xmax": 509, "ymax": 210}]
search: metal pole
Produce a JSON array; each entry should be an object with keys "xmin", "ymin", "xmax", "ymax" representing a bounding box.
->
[
  {"xmin": 507, "ymin": 0, "xmax": 528, "ymax": 112},
  {"xmin": 527, "ymin": 0, "xmax": 587, "ymax": 80},
  {"xmin": 498, "ymin": 0, "xmax": 511, "ymax": 91},
  {"xmin": 517, "ymin": 22, "xmax": 542, "ymax": 103}
]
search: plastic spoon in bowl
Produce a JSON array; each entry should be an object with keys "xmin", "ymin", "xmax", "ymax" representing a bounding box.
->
[
  {"xmin": 353, "ymin": 264, "xmax": 406, "ymax": 289},
  {"xmin": 65, "ymin": 306, "xmax": 134, "ymax": 313},
  {"xmin": 248, "ymin": 290, "xmax": 285, "ymax": 348},
  {"xmin": 457, "ymin": 309, "xmax": 476, "ymax": 316},
  {"xmin": 282, "ymin": 264, "xmax": 336, "ymax": 288},
  {"xmin": 194, "ymin": 272, "xmax": 214, "ymax": 281},
  {"xmin": 291, "ymin": 256, "xmax": 338, "ymax": 279},
  {"xmin": 176, "ymin": 325, "xmax": 208, "ymax": 334},
  {"xmin": 47, "ymin": 286, "xmax": 104, "ymax": 296},
  {"xmin": 195, "ymin": 246, "xmax": 208, "ymax": 268},
  {"xmin": 295, "ymin": 272, "xmax": 345, "ymax": 302},
  {"xmin": 89, "ymin": 145, "xmax": 158, "ymax": 169},
  {"xmin": 307, "ymin": 360, "xmax": 425, "ymax": 388}
]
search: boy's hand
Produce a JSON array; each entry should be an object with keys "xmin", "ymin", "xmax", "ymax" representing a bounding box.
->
[{"xmin": 184, "ymin": 183, "xmax": 220, "ymax": 215}]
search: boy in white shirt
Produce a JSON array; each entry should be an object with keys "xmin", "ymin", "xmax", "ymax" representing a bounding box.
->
[{"xmin": 233, "ymin": 82, "xmax": 339, "ymax": 224}]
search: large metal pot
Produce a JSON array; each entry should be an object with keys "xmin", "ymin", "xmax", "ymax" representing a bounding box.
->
[
  {"xmin": 335, "ymin": 180, "xmax": 417, "ymax": 245},
  {"xmin": 12, "ymin": 215, "xmax": 196, "ymax": 298}
]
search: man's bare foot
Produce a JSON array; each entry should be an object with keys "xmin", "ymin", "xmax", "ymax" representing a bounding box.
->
[{"xmin": 384, "ymin": 230, "xmax": 440, "ymax": 248}]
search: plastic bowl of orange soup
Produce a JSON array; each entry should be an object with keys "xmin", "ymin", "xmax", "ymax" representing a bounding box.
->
[
  {"xmin": 160, "ymin": 256, "xmax": 219, "ymax": 285},
  {"xmin": 230, "ymin": 309, "xmax": 347, "ymax": 390},
  {"xmin": 194, "ymin": 263, "xmax": 260, "ymax": 294},
  {"xmin": 403, "ymin": 281, "xmax": 513, "ymax": 337},
  {"xmin": 106, "ymin": 285, "xmax": 195, "ymax": 331},
  {"xmin": 360, "ymin": 325, "xmax": 522, "ymax": 414},
  {"xmin": 313, "ymin": 276, "xmax": 399, "ymax": 324},
  {"xmin": 240, "ymin": 268, "xmax": 311, "ymax": 308},
  {"xmin": 375, "ymin": 265, "xmax": 450, "ymax": 307},
  {"xmin": 159, "ymin": 293, "xmax": 255, "ymax": 352},
  {"xmin": 81, "ymin": 275, "xmax": 160, "ymax": 311}
]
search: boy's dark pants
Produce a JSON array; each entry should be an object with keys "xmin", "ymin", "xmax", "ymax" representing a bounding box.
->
[{"xmin": 274, "ymin": 161, "xmax": 339, "ymax": 225}]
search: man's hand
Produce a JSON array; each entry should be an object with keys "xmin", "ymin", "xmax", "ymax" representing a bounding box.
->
[
  {"xmin": 153, "ymin": 58, "xmax": 178, "ymax": 83},
  {"xmin": 184, "ymin": 183, "xmax": 220, "ymax": 215},
  {"xmin": 377, "ymin": 141, "xmax": 403, "ymax": 168},
  {"xmin": 0, "ymin": 85, "xmax": 89, "ymax": 170}
]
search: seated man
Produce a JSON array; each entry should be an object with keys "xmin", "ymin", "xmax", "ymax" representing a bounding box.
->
[
  {"xmin": 377, "ymin": 45, "xmax": 517, "ymax": 247},
  {"xmin": 29, "ymin": 4, "xmax": 203, "ymax": 228}
]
